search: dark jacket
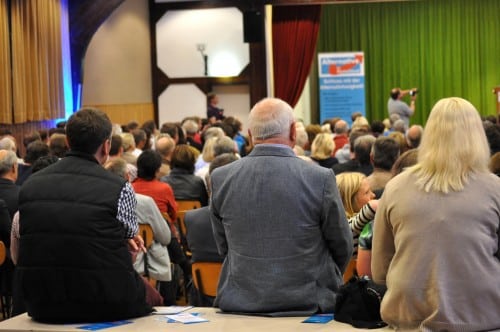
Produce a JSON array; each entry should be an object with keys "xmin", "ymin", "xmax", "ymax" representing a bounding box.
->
[
  {"xmin": 0, "ymin": 178, "xmax": 20, "ymax": 220},
  {"xmin": 161, "ymin": 168, "xmax": 208, "ymax": 206},
  {"xmin": 17, "ymin": 152, "xmax": 151, "ymax": 323}
]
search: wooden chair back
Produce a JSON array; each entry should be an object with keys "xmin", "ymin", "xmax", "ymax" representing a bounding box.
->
[
  {"xmin": 0, "ymin": 241, "xmax": 5, "ymax": 266},
  {"xmin": 176, "ymin": 200, "xmax": 202, "ymax": 239},
  {"xmin": 191, "ymin": 262, "xmax": 222, "ymax": 298},
  {"xmin": 343, "ymin": 258, "xmax": 357, "ymax": 283},
  {"xmin": 175, "ymin": 200, "xmax": 201, "ymax": 254},
  {"xmin": 138, "ymin": 224, "xmax": 156, "ymax": 287}
]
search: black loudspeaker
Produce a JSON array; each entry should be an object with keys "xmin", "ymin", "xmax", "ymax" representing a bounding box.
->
[{"xmin": 243, "ymin": 10, "xmax": 264, "ymax": 43}]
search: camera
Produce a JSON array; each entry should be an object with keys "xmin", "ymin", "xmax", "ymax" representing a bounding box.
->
[{"xmin": 409, "ymin": 88, "xmax": 419, "ymax": 97}]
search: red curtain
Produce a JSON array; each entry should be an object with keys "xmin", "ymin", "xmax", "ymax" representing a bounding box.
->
[{"xmin": 272, "ymin": 5, "xmax": 321, "ymax": 108}]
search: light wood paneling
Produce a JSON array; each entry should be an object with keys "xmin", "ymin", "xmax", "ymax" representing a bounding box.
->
[{"xmin": 84, "ymin": 103, "xmax": 155, "ymax": 126}]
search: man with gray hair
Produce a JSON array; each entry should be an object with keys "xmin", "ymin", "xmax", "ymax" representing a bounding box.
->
[
  {"xmin": 0, "ymin": 150, "xmax": 19, "ymax": 219},
  {"xmin": 210, "ymin": 98, "xmax": 352, "ymax": 316}
]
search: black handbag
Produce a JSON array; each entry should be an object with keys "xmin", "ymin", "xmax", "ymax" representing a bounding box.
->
[{"xmin": 334, "ymin": 276, "xmax": 388, "ymax": 329}]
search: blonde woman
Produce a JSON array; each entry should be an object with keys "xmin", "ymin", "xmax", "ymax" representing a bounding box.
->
[
  {"xmin": 311, "ymin": 133, "xmax": 338, "ymax": 168},
  {"xmin": 336, "ymin": 172, "xmax": 377, "ymax": 259},
  {"xmin": 372, "ymin": 97, "xmax": 500, "ymax": 331}
]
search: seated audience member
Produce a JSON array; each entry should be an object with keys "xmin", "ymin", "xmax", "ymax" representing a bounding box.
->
[
  {"xmin": 390, "ymin": 148, "xmax": 419, "ymax": 176},
  {"xmin": 367, "ymin": 136, "xmax": 400, "ymax": 195},
  {"xmin": 0, "ymin": 137, "xmax": 19, "ymax": 160},
  {"xmin": 195, "ymin": 127, "xmax": 225, "ymax": 172},
  {"xmin": 372, "ymin": 97, "xmax": 500, "ymax": 331},
  {"xmin": 104, "ymin": 158, "xmax": 172, "ymax": 283},
  {"xmin": 182, "ymin": 120, "xmax": 202, "ymax": 152},
  {"xmin": 489, "ymin": 151, "xmax": 500, "ymax": 176},
  {"xmin": 141, "ymin": 119, "xmax": 159, "ymax": 151},
  {"xmin": 333, "ymin": 120, "xmax": 349, "ymax": 155},
  {"xmin": 333, "ymin": 133, "xmax": 375, "ymax": 176},
  {"xmin": 405, "ymin": 124, "xmax": 424, "ymax": 149},
  {"xmin": 223, "ymin": 116, "xmax": 247, "ymax": 157},
  {"xmin": 131, "ymin": 151, "xmax": 192, "ymax": 305},
  {"xmin": 185, "ymin": 153, "xmax": 237, "ymax": 307},
  {"xmin": 388, "ymin": 131, "xmax": 407, "ymax": 155},
  {"xmin": 48, "ymin": 133, "xmax": 69, "ymax": 158},
  {"xmin": 131, "ymin": 128, "xmax": 147, "ymax": 157},
  {"xmin": 484, "ymin": 121, "xmax": 500, "ymax": 155},
  {"xmin": 305, "ymin": 124, "xmax": 322, "ymax": 154},
  {"xmin": 22, "ymin": 131, "xmax": 41, "ymax": 152},
  {"xmin": 210, "ymin": 98, "xmax": 352, "ymax": 315},
  {"xmin": 351, "ymin": 115, "xmax": 370, "ymax": 132},
  {"xmin": 161, "ymin": 145, "xmax": 208, "ymax": 207},
  {"xmin": 370, "ymin": 120, "xmax": 385, "ymax": 137},
  {"xmin": 294, "ymin": 122, "xmax": 310, "ymax": 157},
  {"xmin": 196, "ymin": 136, "xmax": 237, "ymax": 187},
  {"xmin": 16, "ymin": 141, "xmax": 49, "ymax": 186},
  {"xmin": 132, "ymin": 150, "xmax": 177, "ymax": 237},
  {"xmin": 195, "ymin": 137, "xmax": 218, "ymax": 175},
  {"xmin": 120, "ymin": 132, "xmax": 137, "ymax": 166},
  {"xmin": 357, "ymin": 149, "xmax": 418, "ymax": 278},
  {"xmin": 155, "ymin": 134, "xmax": 176, "ymax": 178},
  {"xmin": 310, "ymin": 133, "xmax": 338, "ymax": 168},
  {"xmin": 335, "ymin": 172, "xmax": 377, "ymax": 260},
  {"xmin": 109, "ymin": 134, "xmax": 137, "ymax": 182},
  {"xmin": 17, "ymin": 108, "xmax": 157, "ymax": 323},
  {"xmin": 160, "ymin": 122, "xmax": 180, "ymax": 144},
  {"xmin": 0, "ymin": 150, "xmax": 20, "ymax": 219},
  {"xmin": 10, "ymin": 155, "xmax": 59, "ymax": 315}
]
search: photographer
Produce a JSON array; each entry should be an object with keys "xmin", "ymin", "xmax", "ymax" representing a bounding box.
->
[{"xmin": 387, "ymin": 87, "xmax": 417, "ymax": 128}]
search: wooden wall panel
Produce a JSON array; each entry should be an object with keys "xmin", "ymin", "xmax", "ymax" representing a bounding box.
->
[{"xmin": 84, "ymin": 103, "xmax": 155, "ymax": 127}]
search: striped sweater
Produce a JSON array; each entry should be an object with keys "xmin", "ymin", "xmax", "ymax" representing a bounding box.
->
[{"xmin": 348, "ymin": 202, "xmax": 376, "ymax": 258}]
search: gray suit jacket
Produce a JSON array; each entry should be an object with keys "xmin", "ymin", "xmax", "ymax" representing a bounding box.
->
[{"xmin": 210, "ymin": 144, "xmax": 352, "ymax": 316}]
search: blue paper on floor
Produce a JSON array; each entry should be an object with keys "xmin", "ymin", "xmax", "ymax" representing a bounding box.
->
[
  {"xmin": 77, "ymin": 320, "xmax": 133, "ymax": 331},
  {"xmin": 302, "ymin": 313, "xmax": 334, "ymax": 324}
]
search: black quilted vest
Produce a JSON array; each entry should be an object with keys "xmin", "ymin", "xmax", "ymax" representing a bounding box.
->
[{"xmin": 17, "ymin": 151, "xmax": 151, "ymax": 323}]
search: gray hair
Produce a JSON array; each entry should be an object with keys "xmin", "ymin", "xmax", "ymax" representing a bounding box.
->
[
  {"xmin": 104, "ymin": 158, "xmax": 128, "ymax": 179},
  {"xmin": 0, "ymin": 137, "xmax": 16, "ymax": 152},
  {"xmin": 203, "ymin": 127, "xmax": 225, "ymax": 141},
  {"xmin": 182, "ymin": 120, "xmax": 199, "ymax": 135},
  {"xmin": 214, "ymin": 136, "xmax": 236, "ymax": 156},
  {"xmin": 248, "ymin": 98, "xmax": 294, "ymax": 141},
  {"xmin": 393, "ymin": 119, "xmax": 406, "ymax": 133},
  {"xmin": 0, "ymin": 150, "xmax": 18, "ymax": 176},
  {"xmin": 334, "ymin": 120, "xmax": 349, "ymax": 134}
]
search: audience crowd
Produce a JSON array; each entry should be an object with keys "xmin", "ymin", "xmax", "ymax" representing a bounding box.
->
[{"xmin": 0, "ymin": 95, "xmax": 499, "ymax": 330}]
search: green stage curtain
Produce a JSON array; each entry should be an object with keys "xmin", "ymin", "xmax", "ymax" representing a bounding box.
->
[{"xmin": 314, "ymin": 0, "xmax": 500, "ymax": 125}]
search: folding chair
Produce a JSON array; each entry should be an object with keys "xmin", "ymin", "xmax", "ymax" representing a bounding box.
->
[
  {"xmin": 138, "ymin": 224, "xmax": 157, "ymax": 288},
  {"xmin": 175, "ymin": 200, "xmax": 201, "ymax": 254},
  {"xmin": 191, "ymin": 262, "xmax": 222, "ymax": 299}
]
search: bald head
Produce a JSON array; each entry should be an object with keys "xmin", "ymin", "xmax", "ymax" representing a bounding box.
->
[
  {"xmin": 334, "ymin": 120, "xmax": 349, "ymax": 134},
  {"xmin": 248, "ymin": 98, "xmax": 295, "ymax": 146},
  {"xmin": 156, "ymin": 135, "xmax": 176, "ymax": 160},
  {"xmin": 406, "ymin": 124, "xmax": 423, "ymax": 148}
]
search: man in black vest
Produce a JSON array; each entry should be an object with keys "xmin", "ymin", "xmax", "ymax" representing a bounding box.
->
[{"xmin": 17, "ymin": 108, "xmax": 156, "ymax": 323}]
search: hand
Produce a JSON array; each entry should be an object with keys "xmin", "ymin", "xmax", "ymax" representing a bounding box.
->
[
  {"xmin": 128, "ymin": 234, "xmax": 147, "ymax": 263},
  {"xmin": 368, "ymin": 199, "xmax": 379, "ymax": 211}
]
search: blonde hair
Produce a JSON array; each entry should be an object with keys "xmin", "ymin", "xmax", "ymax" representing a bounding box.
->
[
  {"xmin": 336, "ymin": 172, "xmax": 366, "ymax": 217},
  {"xmin": 120, "ymin": 133, "xmax": 135, "ymax": 151},
  {"xmin": 311, "ymin": 133, "xmax": 335, "ymax": 160},
  {"xmin": 411, "ymin": 97, "xmax": 490, "ymax": 193},
  {"xmin": 201, "ymin": 136, "xmax": 218, "ymax": 162},
  {"xmin": 351, "ymin": 116, "xmax": 370, "ymax": 132}
]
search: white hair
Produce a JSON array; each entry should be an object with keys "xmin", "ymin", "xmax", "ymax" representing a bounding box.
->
[{"xmin": 248, "ymin": 98, "xmax": 294, "ymax": 141}]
